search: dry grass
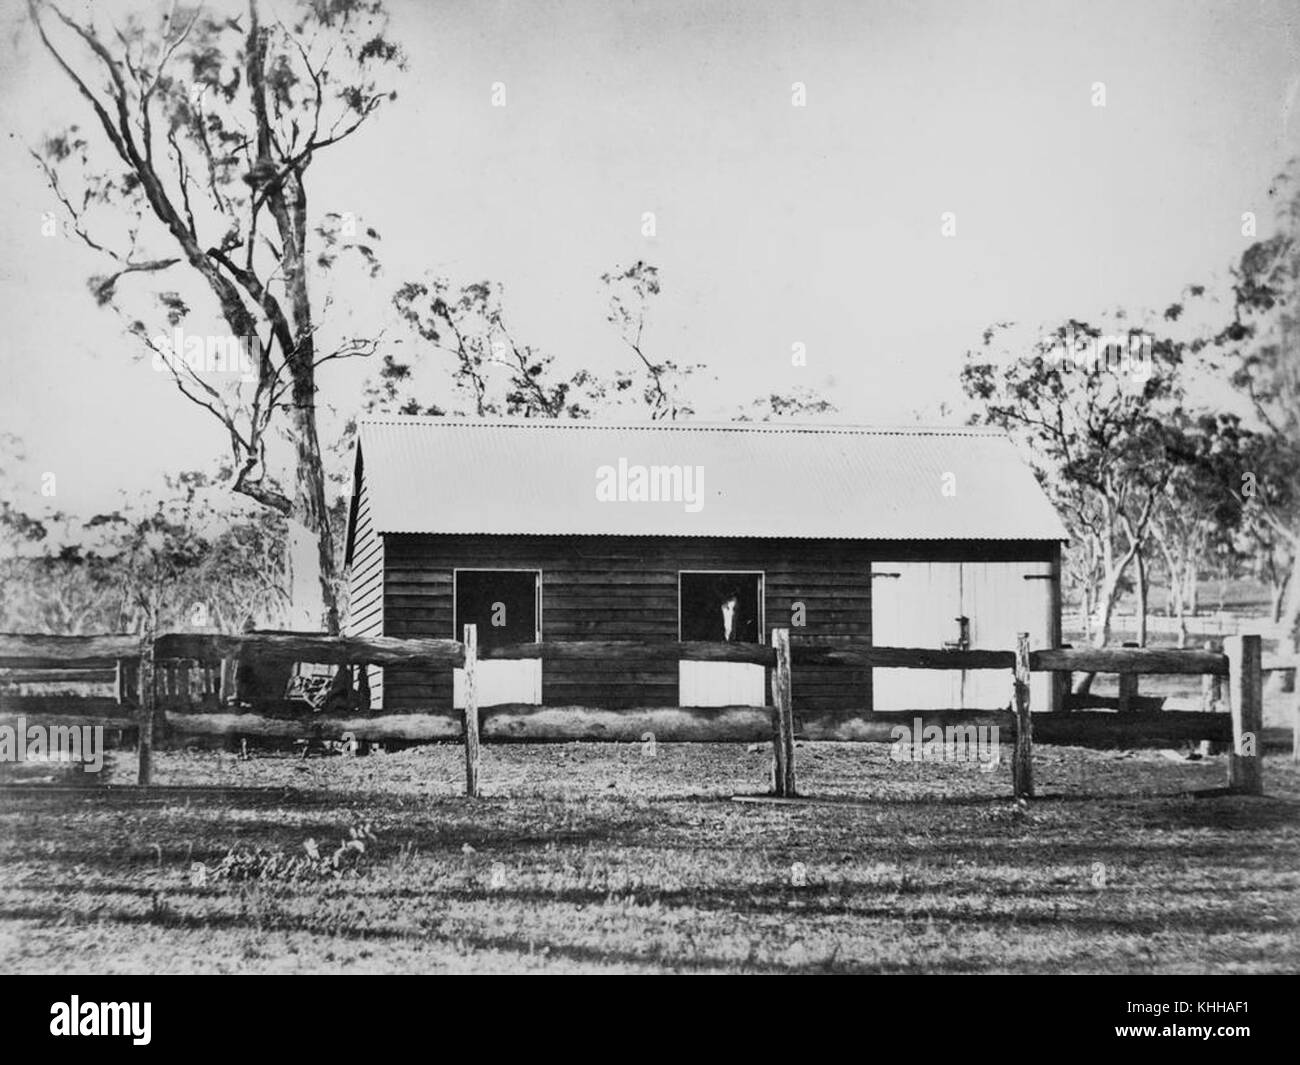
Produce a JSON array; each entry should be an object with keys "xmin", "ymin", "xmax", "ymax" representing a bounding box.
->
[{"xmin": 0, "ymin": 742, "xmax": 1297, "ymax": 973}]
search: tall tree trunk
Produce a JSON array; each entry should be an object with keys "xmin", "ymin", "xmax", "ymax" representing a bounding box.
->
[
  {"xmin": 286, "ymin": 373, "xmax": 339, "ymax": 634},
  {"xmin": 1280, "ymin": 549, "xmax": 1300, "ymax": 655},
  {"xmin": 1271, "ymin": 564, "xmax": 1290, "ymax": 627},
  {"xmin": 1170, "ymin": 553, "xmax": 1189, "ymax": 647},
  {"xmin": 1135, "ymin": 546, "xmax": 1148, "ymax": 647},
  {"xmin": 1093, "ymin": 559, "xmax": 1132, "ymax": 648},
  {"xmin": 246, "ymin": 0, "xmax": 340, "ymax": 636},
  {"xmin": 1172, "ymin": 545, "xmax": 1189, "ymax": 647}
]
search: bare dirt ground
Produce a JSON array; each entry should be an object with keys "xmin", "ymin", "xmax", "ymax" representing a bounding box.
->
[{"xmin": 0, "ymin": 742, "xmax": 1297, "ymax": 974}]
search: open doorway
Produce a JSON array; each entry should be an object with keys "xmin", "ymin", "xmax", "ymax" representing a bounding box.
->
[
  {"xmin": 453, "ymin": 569, "xmax": 542, "ymax": 708},
  {"xmin": 678, "ymin": 571, "xmax": 765, "ymax": 706}
]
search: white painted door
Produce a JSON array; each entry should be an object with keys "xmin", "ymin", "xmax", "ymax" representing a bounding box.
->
[
  {"xmin": 962, "ymin": 561, "xmax": 1053, "ymax": 711},
  {"xmin": 871, "ymin": 562, "xmax": 963, "ymax": 710},
  {"xmin": 871, "ymin": 561, "xmax": 1054, "ymax": 711},
  {"xmin": 679, "ymin": 661, "xmax": 766, "ymax": 707}
]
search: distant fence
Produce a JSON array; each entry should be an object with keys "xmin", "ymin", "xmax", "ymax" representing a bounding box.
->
[
  {"xmin": 1075, "ymin": 612, "xmax": 1286, "ymax": 640},
  {"xmin": 1, "ymin": 628, "xmax": 1295, "ymax": 800}
]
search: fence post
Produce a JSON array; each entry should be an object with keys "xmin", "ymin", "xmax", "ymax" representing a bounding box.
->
[
  {"xmin": 1224, "ymin": 634, "xmax": 1263, "ymax": 796},
  {"xmin": 1293, "ymin": 669, "xmax": 1299, "ymax": 765},
  {"xmin": 462, "ymin": 624, "xmax": 480, "ymax": 798},
  {"xmin": 1200, "ymin": 672, "xmax": 1218, "ymax": 713},
  {"xmin": 136, "ymin": 626, "xmax": 157, "ymax": 786},
  {"xmin": 115, "ymin": 656, "xmax": 138, "ymax": 707},
  {"xmin": 356, "ymin": 664, "xmax": 371, "ymax": 714},
  {"xmin": 1118, "ymin": 642, "xmax": 1139, "ymax": 712},
  {"xmin": 1058, "ymin": 643, "xmax": 1073, "ymax": 711},
  {"xmin": 1199, "ymin": 670, "xmax": 1226, "ymax": 757},
  {"xmin": 219, "ymin": 656, "xmax": 239, "ymax": 707},
  {"xmin": 770, "ymin": 628, "xmax": 796, "ymax": 797},
  {"xmin": 1012, "ymin": 632, "xmax": 1033, "ymax": 798}
]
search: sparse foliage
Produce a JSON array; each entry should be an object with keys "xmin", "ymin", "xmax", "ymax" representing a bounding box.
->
[{"xmin": 27, "ymin": 0, "xmax": 404, "ymax": 631}]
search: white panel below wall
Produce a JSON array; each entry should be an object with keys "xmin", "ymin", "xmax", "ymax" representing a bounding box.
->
[
  {"xmin": 679, "ymin": 661, "xmax": 766, "ymax": 707},
  {"xmin": 454, "ymin": 659, "xmax": 542, "ymax": 708}
]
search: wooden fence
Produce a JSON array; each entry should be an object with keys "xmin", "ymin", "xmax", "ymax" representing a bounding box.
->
[
  {"xmin": 1098, "ymin": 612, "xmax": 1285, "ymax": 640},
  {"xmin": 1, "ymin": 628, "xmax": 1294, "ymax": 799}
]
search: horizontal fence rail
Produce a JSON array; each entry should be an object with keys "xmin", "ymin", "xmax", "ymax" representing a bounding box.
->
[
  {"xmin": 1030, "ymin": 647, "xmax": 1229, "ymax": 676},
  {"xmin": 1, "ymin": 628, "xmax": 1292, "ymax": 797},
  {"xmin": 154, "ymin": 632, "xmax": 466, "ymax": 668},
  {"xmin": 480, "ymin": 639, "xmax": 777, "ymax": 666},
  {"xmin": 0, "ymin": 633, "xmax": 141, "ymax": 668},
  {"xmin": 13, "ymin": 632, "xmax": 1287, "ymax": 674}
]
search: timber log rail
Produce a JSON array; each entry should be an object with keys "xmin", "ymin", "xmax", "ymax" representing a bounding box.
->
[{"xmin": 0, "ymin": 628, "xmax": 1295, "ymax": 799}]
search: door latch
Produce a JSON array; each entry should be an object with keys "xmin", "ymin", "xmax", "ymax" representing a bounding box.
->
[{"xmin": 942, "ymin": 616, "xmax": 970, "ymax": 651}]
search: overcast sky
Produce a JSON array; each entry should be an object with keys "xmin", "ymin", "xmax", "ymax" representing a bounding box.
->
[{"xmin": 1, "ymin": 0, "xmax": 1297, "ymax": 522}]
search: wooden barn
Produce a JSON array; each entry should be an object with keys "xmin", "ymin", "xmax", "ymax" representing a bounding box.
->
[{"xmin": 343, "ymin": 418, "xmax": 1069, "ymax": 726}]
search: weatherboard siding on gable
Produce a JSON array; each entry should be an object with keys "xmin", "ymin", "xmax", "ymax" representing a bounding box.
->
[{"xmin": 344, "ymin": 473, "xmax": 384, "ymax": 709}]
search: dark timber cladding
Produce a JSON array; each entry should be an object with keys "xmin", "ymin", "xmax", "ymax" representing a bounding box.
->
[
  {"xmin": 382, "ymin": 533, "xmax": 1060, "ymax": 718},
  {"xmin": 344, "ymin": 418, "xmax": 1070, "ymax": 721}
]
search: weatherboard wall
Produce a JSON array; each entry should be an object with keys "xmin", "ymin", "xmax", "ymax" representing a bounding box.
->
[
  {"xmin": 344, "ymin": 470, "xmax": 385, "ymax": 709},
  {"xmin": 376, "ymin": 532, "xmax": 1059, "ymax": 721}
]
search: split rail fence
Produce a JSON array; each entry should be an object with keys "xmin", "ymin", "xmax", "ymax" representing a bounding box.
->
[{"xmin": 1, "ymin": 627, "xmax": 1294, "ymax": 799}]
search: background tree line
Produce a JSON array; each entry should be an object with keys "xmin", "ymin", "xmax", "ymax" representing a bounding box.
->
[
  {"xmin": 5, "ymin": 0, "xmax": 1296, "ymax": 656},
  {"xmin": 962, "ymin": 162, "xmax": 1299, "ymax": 653}
]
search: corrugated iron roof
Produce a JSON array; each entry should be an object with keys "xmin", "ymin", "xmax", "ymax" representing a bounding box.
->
[{"xmin": 348, "ymin": 417, "xmax": 1068, "ymax": 551}]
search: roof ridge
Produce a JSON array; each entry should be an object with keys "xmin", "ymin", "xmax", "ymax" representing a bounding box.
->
[
  {"xmin": 348, "ymin": 416, "xmax": 1068, "ymax": 543},
  {"xmin": 356, "ymin": 416, "xmax": 1005, "ymax": 436}
]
